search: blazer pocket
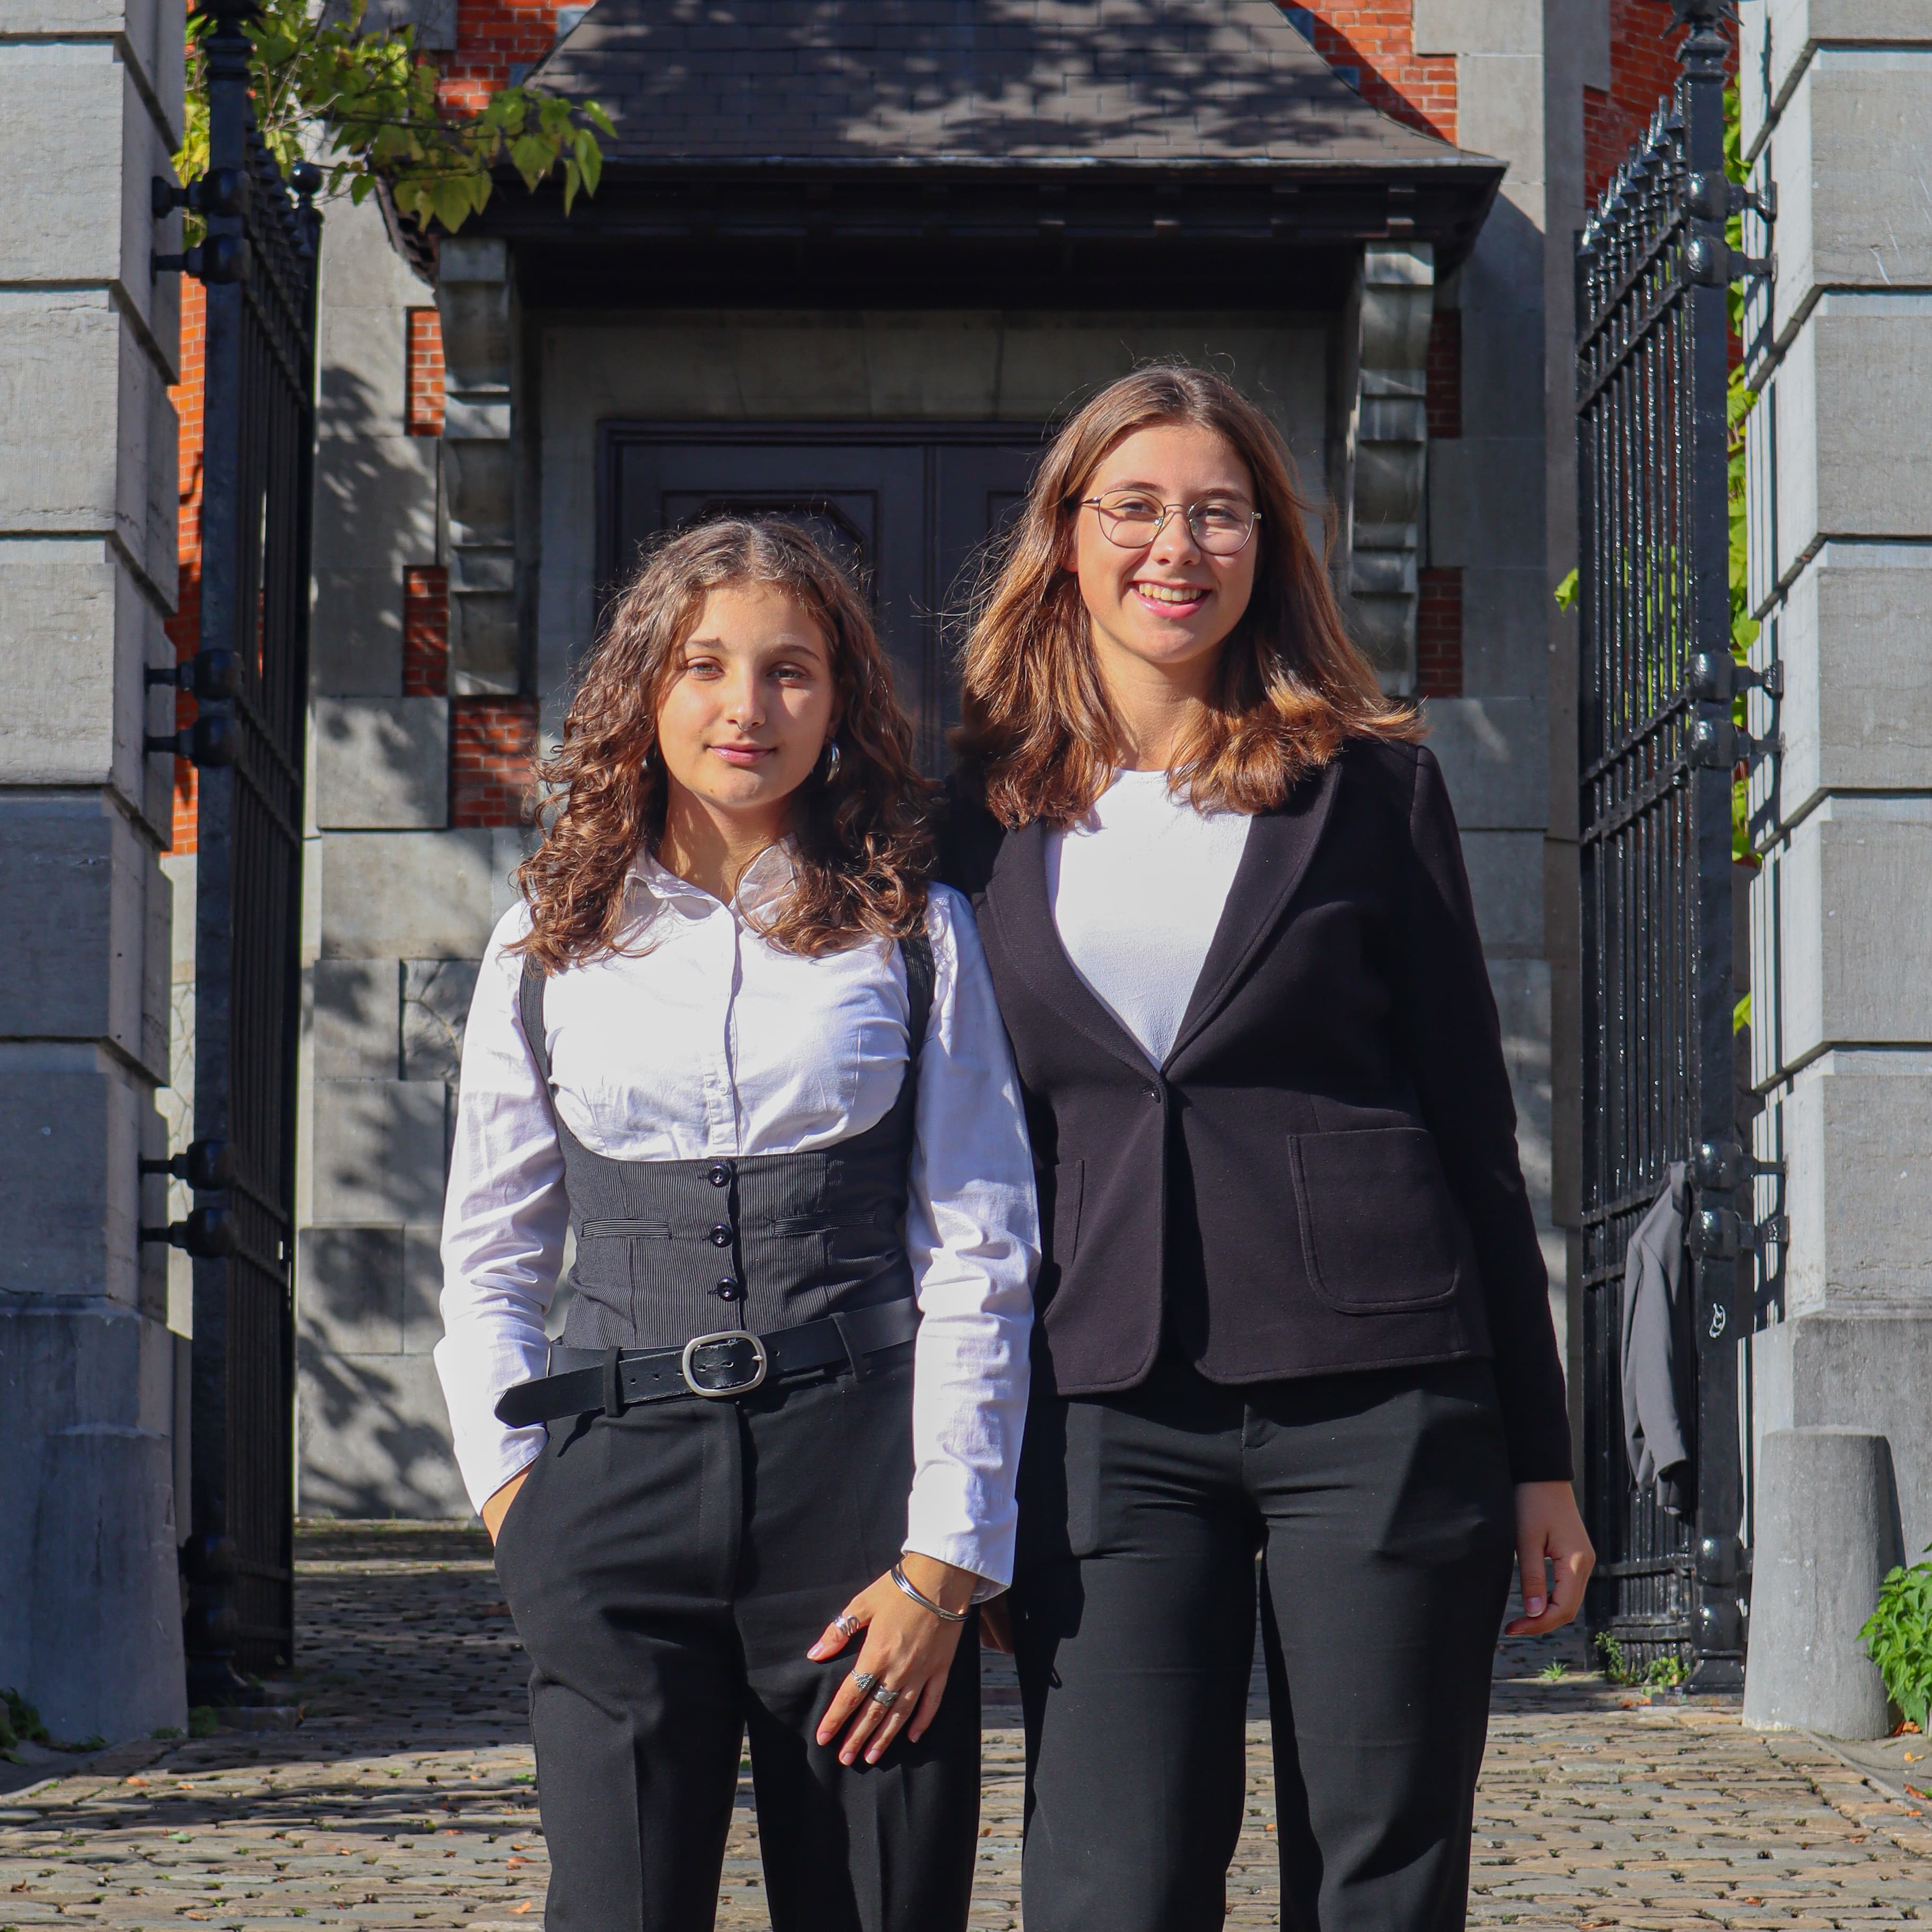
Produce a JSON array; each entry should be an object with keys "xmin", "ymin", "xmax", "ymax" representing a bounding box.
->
[
  {"xmin": 1048, "ymin": 1159, "xmax": 1084, "ymax": 1268},
  {"xmin": 1287, "ymin": 1127, "xmax": 1462, "ymax": 1314}
]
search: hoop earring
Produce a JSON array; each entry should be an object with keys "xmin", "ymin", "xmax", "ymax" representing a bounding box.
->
[{"xmin": 821, "ymin": 739, "xmax": 842, "ymax": 783}]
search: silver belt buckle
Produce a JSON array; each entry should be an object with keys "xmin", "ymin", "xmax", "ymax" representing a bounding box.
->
[{"xmin": 681, "ymin": 1329, "xmax": 769, "ymax": 1398}]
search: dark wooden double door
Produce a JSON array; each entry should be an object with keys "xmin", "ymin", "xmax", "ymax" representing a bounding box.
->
[{"xmin": 600, "ymin": 426, "xmax": 1042, "ymax": 771}]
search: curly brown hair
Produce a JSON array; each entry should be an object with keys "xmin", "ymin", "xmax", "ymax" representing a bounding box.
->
[
  {"xmin": 954, "ymin": 363, "xmax": 1421, "ymax": 828},
  {"xmin": 514, "ymin": 517, "xmax": 933, "ymax": 972}
]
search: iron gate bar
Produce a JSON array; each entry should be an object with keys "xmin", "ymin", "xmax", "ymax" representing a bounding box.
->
[
  {"xmin": 1574, "ymin": 1, "xmax": 1745, "ymax": 1692},
  {"xmin": 178, "ymin": 0, "xmax": 320, "ymax": 1700}
]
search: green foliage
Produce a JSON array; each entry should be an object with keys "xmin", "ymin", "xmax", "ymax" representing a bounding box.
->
[
  {"xmin": 178, "ymin": 0, "xmax": 613, "ymax": 233},
  {"xmin": 1859, "ymin": 1544, "xmax": 1932, "ymax": 1735},
  {"xmin": 188, "ymin": 1706, "xmax": 221, "ymax": 1739},
  {"xmin": 1594, "ymin": 1634, "xmax": 1688, "ymax": 1689},
  {"xmin": 1553, "ymin": 567, "xmax": 1578, "ymax": 612},
  {"xmin": 0, "ymin": 1687, "xmax": 49, "ymax": 1760},
  {"xmin": 1538, "ymin": 1659, "xmax": 1568, "ymax": 1682}
]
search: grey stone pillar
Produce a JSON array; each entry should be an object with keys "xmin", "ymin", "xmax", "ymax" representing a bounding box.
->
[
  {"xmin": 1741, "ymin": 4, "xmax": 1932, "ymax": 1574},
  {"xmin": 0, "ymin": 0, "xmax": 190, "ymax": 1740}
]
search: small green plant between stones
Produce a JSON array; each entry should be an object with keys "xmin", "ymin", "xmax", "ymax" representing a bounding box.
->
[
  {"xmin": 0, "ymin": 1687, "xmax": 50, "ymax": 1761},
  {"xmin": 1594, "ymin": 1634, "xmax": 1688, "ymax": 1690},
  {"xmin": 1859, "ymin": 1542, "xmax": 1932, "ymax": 1735},
  {"xmin": 1539, "ymin": 1660, "xmax": 1568, "ymax": 1682},
  {"xmin": 188, "ymin": 1706, "xmax": 221, "ymax": 1740}
]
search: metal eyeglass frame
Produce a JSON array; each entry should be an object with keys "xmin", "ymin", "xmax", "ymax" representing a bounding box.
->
[{"xmin": 1077, "ymin": 494, "xmax": 1263, "ymax": 556}]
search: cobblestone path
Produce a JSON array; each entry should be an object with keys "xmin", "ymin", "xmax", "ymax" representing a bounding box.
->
[{"xmin": 2, "ymin": 1524, "xmax": 1927, "ymax": 1930}]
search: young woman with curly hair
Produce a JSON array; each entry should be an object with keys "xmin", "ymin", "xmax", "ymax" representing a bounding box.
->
[
  {"xmin": 435, "ymin": 517, "xmax": 1037, "ymax": 1932},
  {"xmin": 942, "ymin": 366, "xmax": 1592, "ymax": 1932}
]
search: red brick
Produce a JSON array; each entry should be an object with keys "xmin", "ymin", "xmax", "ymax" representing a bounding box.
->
[
  {"xmin": 451, "ymin": 697, "xmax": 538, "ymax": 827},
  {"xmin": 405, "ymin": 308, "xmax": 445, "ymax": 437},
  {"xmin": 1426, "ymin": 308, "xmax": 1461, "ymax": 440},
  {"xmin": 1287, "ymin": 7, "xmax": 1457, "ymax": 144},
  {"xmin": 403, "ymin": 566, "xmax": 450, "ymax": 696},
  {"xmin": 1586, "ymin": 0, "xmax": 1738, "ymax": 204},
  {"xmin": 1417, "ymin": 565, "xmax": 1463, "ymax": 698}
]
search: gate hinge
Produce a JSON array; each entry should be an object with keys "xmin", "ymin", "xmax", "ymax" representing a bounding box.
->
[
  {"xmin": 1689, "ymin": 652, "xmax": 1783, "ymax": 704},
  {"xmin": 1684, "ymin": 234, "xmax": 1774, "ymax": 288},
  {"xmin": 146, "ymin": 714, "xmax": 238, "ymax": 768},
  {"xmin": 1690, "ymin": 1140, "xmax": 1786, "ymax": 1190},
  {"xmin": 1685, "ymin": 171, "xmax": 1776, "ymax": 224},
  {"xmin": 142, "ymin": 1138, "xmax": 234, "ymax": 1192},
  {"xmin": 140, "ymin": 1205, "xmax": 240, "ymax": 1260},
  {"xmin": 1690, "ymin": 717, "xmax": 1779, "ymax": 768},
  {"xmin": 1688, "ymin": 1208, "xmax": 1789, "ymax": 1260}
]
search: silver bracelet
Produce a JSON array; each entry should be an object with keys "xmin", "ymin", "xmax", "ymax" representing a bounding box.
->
[{"xmin": 889, "ymin": 1562, "xmax": 968, "ymax": 1623}]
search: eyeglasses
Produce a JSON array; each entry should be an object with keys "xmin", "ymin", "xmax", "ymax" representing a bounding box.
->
[{"xmin": 1078, "ymin": 490, "xmax": 1262, "ymax": 557}]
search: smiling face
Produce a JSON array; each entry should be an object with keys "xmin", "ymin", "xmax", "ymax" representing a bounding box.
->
[
  {"xmin": 1069, "ymin": 419, "xmax": 1261, "ymax": 701},
  {"xmin": 653, "ymin": 582, "xmax": 838, "ymax": 842}
]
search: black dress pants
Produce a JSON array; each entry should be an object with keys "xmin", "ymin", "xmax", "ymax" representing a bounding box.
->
[
  {"xmin": 491, "ymin": 1357, "xmax": 980, "ymax": 1932},
  {"xmin": 1011, "ymin": 1356, "xmax": 1516, "ymax": 1932}
]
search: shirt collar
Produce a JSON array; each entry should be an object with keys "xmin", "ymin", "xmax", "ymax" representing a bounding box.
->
[{"xmin": 623, "ymin": 839, "xmax": 799, "ymax": 919}]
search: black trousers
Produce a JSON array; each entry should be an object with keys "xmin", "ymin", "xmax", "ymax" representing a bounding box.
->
[
  {"xmin": 492, "ymin": 1357, "xmax": 980, "ymax": 1932},
  {"xmin": 1011, "ymin": 1356, "xmax": 1515, "ymax": 1932}
]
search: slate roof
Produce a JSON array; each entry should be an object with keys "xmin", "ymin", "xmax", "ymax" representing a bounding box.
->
[{"xmin": 531, "ymin": 0, "xmax": 1481, "ymax": 171}]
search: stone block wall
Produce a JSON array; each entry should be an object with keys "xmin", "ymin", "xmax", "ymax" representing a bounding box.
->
[
  {"xmin": 0, "ymin": 0, "xmax": 189, "ymax": 1741},
  {"xmin": 1740, "ymin": 0, "xmax": 1932, "ymax": 1561},
  {"xmin": 298, "ymin": 192, "xmax": 533, "ymax": 1520}
]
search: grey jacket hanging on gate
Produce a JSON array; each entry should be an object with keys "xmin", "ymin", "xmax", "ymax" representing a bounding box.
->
[{"xmin": 1621, "ymin": 1163, "xmax": 1692, "ymax": 1516}]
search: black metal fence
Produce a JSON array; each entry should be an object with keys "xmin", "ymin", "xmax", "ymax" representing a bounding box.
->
[
  {"xmin": 150, "ymin": 0, "xmax": 320, "ymax": 1698},
  {"xmin": 1573, "ymin": 4, "xmax": 1772, "ymax": 1692}
]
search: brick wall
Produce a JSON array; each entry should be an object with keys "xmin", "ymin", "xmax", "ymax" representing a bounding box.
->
[
  {"xmin": 403, "ymin": 566, "xmax": 450, "ymax": 696},
  {"xmin": 442, "ymin": 0, "xmax": 566, "ymax": 108},
  {"xmin": 1282, "ymin": 5, "xmax": 1456, "ymax": 143},
  {"xmin": 1425, "ymin": 308, "xmax": 1461, "ymax": 441},
  {"xmin": 451, "ymin": 698, "xmax": 538, "ymax": 827},
  {"xmin": 1416, "ymin": 566, "xmax": 1463, "ymax": 697},
  {"xmin": 405, "ymin": 309, "xmax": 445, "ymax": 437},
  {"xmin": 1585, "ymin": 1, "xmax": 1731, "ymax": 203},
  {"xmin": 166, "ymin": 278, "xmax": 205, "ymax": 855}
]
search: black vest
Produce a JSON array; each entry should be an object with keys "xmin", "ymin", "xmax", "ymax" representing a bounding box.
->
[{"xmin": 518, "ymin": 933, "xmax": 934, "ymax": 1353}]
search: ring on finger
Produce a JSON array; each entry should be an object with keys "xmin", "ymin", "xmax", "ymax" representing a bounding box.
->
[
  {"xmin": 832, "ymin": 1614, "xmax": 861, "ymax": 1641},
  {"xmin": 868, "ymin": 1684, "xmax": 899, "ymax": 1708},
  {"xmin": 850, "ymin": 1670, "xmax": 880, "ymax": 1695}
]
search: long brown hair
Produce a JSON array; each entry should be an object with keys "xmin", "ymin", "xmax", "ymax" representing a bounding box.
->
[
  {"xmin": 955, "ymin": 363, "xmax": 1420, "ymax": 827},
  {"xmin": 515, "ymin": 517, "xmax": 932, "ymax": 972}
]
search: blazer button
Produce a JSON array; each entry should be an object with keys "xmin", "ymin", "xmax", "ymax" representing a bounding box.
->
[
  {"xmin": 706, "ymin": 1162, "xmax": 732, "ymax": 1188},
  {"xmin": 1143, "ymin": 1084, "xmax": 1161, "ymax": 1102},
  {"xmin": 714, "ymin": 1276, "xmax": 742, "ymax": 1302},
  {"xmin": 708, "ymin": 1223, "xmax": 733, "ymax": 1248}
]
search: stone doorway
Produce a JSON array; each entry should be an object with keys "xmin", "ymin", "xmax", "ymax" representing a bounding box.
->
[{"xmin": 598, "ymin": 425, "xmax": 1042, "ymax": 769}]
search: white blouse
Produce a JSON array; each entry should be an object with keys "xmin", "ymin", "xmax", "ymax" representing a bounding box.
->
[
  {"xmin": 435, "ymin": 845, "xmax": 1039, "ymax": 1589},
  {"xmin": 1046, "ymin": 768, "xmax": 1252, "ymax": 1063}
]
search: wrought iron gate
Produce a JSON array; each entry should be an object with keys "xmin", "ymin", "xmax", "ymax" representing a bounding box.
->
[
  {"xmin": 151, "ymin": 0, "xmax": 320, "ymax": 1698},
  {"xmin": 1573, "ymin": 2, "xmax": 1771, "ymax": 1692}
]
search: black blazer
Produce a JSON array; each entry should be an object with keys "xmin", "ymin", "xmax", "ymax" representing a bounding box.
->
[{"xmin": 942, "ymin": 737, "xmax": 1571, "ymax": 1482}]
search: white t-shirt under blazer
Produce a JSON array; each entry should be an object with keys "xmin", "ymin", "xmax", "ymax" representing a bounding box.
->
[
  {"xmin": 435, "ymin": 844, "xmax": 1039, "ymax": 1590},
  {"xmin": 1044, "ymin": 768, "xmax": 1253, "ymax": 1064}
]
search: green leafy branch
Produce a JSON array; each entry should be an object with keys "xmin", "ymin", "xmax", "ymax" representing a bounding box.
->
[
  {"xmin": 177, "ymin": 0, "xmax": 613, "ymax": 233},
  {"xmin": 1860, "ymin": 1544, "xmax": 1932, "ymax": 1736}
]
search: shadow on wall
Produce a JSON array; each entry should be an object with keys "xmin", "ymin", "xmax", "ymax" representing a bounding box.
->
[{"xmin": 298, "ymin": 1345, "xmax": 470, "ymax": 1520}]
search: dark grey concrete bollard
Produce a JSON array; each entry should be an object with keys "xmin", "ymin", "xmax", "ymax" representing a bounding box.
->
[{"xmin": 1744, "ymin": 1427, "xmax": 1903, "ymax": 1740}]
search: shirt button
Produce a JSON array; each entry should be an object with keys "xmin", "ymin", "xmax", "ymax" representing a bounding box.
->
[
  {"xmin": 714, "ymin": 1277, "xmax": 742, "ymax": 1302},
  {"xmin": 1144, "ymin": 1085, "xmax": 1161, "ymax": 1102},
  {"xmin": 706, "ymin": 1162, "xmax": 733, "ymax": 1188},
  {"xmin": 708, "ymin": 1223, "xmax": 733, "ymax": 1248}
]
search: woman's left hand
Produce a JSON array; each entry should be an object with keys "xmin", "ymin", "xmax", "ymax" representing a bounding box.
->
[
  {"xmin": 809, "ymin": 1554, "xmax": 977, "ymax": 1766},
  {"xmin": 1505, "ymin": 1479, "xmax": 1595, "ymax": 1636}
]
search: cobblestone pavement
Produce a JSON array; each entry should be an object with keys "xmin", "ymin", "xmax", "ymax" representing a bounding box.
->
[{"xmin": 2, "ymin": 1524, "xmax": 1927, "ymax": 1930}]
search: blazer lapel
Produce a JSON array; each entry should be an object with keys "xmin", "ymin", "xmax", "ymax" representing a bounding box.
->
[
  {"xmin": 1164, "ymin": 757, "xmax": 1343, "ymax": 1068},
  {"xmin": 983, "ymin": 818, "xmax": 1158, "ymax": 1079}
]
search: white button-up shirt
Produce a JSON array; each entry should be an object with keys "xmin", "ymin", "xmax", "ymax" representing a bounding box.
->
[{"xmin": 435, "ymin": 845, "xmax": 1038, "ymax": 1588}]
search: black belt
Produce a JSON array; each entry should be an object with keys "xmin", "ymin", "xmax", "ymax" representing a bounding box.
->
[{"xmin": 494, "ymin": 1297, "xmax": 919, "ymax": 1428}]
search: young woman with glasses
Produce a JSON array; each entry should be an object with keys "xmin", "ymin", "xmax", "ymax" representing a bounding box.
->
[
  {"xmin": 435, "ymin": 518, "xmax": 1037, "ymax": 1932},
  {"xmin": 942, "ymin": 365, "xmax": 1592, "ymax": 1931}
]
